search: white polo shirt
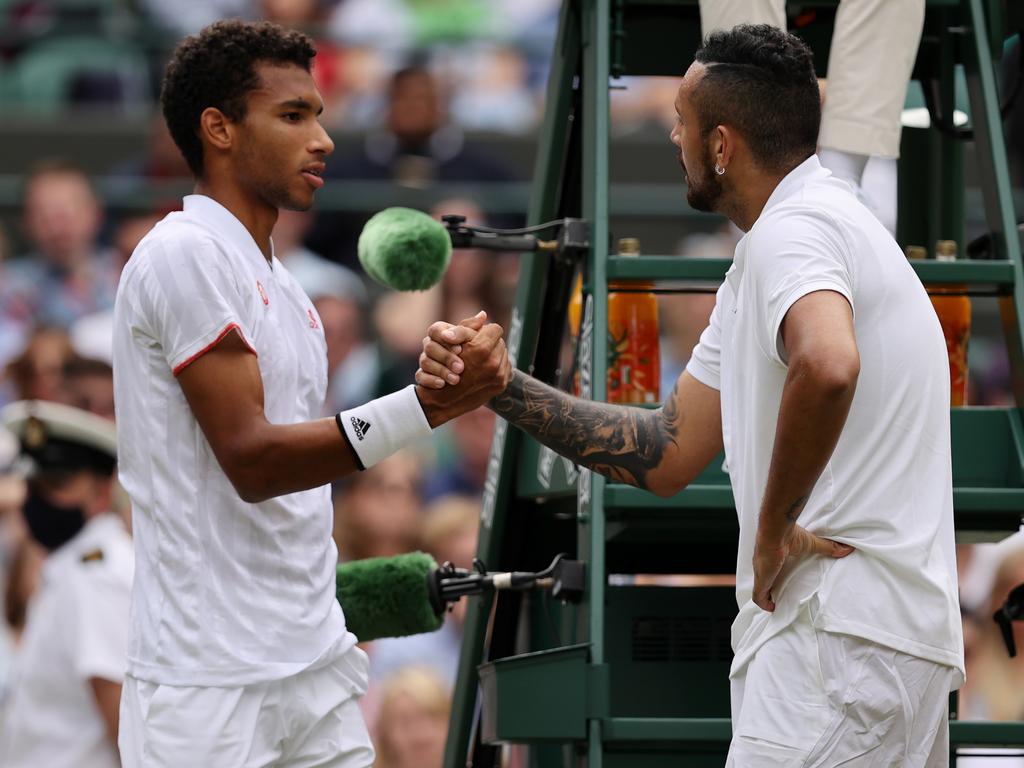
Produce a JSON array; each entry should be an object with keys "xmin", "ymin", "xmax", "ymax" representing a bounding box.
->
[
  {"xmin": 112, "ymin": 194, "xmax": 354, "ymax": 687},
  {"xmin": 687, "ymin": 156, "xmax": 964, "ymax": 684},
  {"xmin": 1, "ymin": 513, "xmax": 133, "ymax": 768}
]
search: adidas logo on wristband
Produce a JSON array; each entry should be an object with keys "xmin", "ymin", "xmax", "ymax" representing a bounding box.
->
[{"xmin": 350, "ymin": 417, "xmax": 372, "ymax": 441}]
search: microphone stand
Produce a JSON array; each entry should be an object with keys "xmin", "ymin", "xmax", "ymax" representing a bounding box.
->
[
  {"xmin": 440, "ymin": 215, "xmax": 589, "ymax": 267},
  {"xmin": 426, "ymin": 553, "xmax": 585, "ymax": 616}
]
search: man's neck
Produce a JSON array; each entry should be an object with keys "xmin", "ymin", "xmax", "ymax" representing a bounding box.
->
[
  {"xmin": 724, "ymin": 169, "xmax": 789, "ymax": 232},
  {"xmin": 194, "ymin": 179, "xmax": 277, "ymax": 262}
]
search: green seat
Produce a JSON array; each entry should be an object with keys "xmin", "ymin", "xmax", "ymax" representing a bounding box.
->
[{"xmin": 8, "ymin": 35, "xmax": 150, "ymax": 113}]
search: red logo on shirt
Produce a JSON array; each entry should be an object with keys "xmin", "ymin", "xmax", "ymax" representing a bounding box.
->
[
  {"xmin": 307, "ymin": 309, "xmax": 320, "ymax": 329},
  {"xmin": 257, "ymin": 281, "xmax": 269, "ymax": 306}
]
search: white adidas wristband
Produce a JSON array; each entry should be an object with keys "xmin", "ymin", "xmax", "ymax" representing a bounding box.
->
[{"xmin": 336, "ymin": 385, "xmax": 433, "ymax": 469}]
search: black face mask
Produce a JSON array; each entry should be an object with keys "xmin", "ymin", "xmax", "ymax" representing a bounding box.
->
[{"xmin": 22, "ymin": 488, "xmax": 86, "ymax": 551}]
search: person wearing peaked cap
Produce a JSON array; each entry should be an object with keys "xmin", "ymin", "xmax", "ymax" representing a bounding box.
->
[{"xmin": 0, "ymin": 400, "xmax": 132, "ymax": 768}]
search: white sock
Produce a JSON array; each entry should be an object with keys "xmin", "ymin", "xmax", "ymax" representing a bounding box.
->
[
  {"xmin": 818, "ymin": 147, "xmax": 868, "ymax": 186},
  {"xmin": 860, "ymin": 156, "xmax": 898, "ymax": 236}
]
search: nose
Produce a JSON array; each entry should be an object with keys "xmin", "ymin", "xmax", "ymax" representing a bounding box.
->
[
  {"xmin": 669, "ymin": 124, "xmax": 679, "ymax": 146},
  {"xmin": 313, "ymin": 122, "xmax": 334, "ymax": 156}
]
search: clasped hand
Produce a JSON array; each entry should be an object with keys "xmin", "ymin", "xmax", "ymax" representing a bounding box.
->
[{"xmin": 414, "ymin": 311, "xmax": 511, "ymax": 427}]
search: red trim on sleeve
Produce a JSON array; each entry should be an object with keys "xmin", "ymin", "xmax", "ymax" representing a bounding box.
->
[{"xmin": 172, "ymin": 323, "xmax": 257, "ymax": 376}]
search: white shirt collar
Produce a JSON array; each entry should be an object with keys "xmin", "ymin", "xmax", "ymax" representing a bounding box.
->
[
  {"xmin": 728, "ymin": 155, "xmax": 826, "ymax": 289},
  {"xmin": 760, "ymin": 154, "xmax": 826, "ymax": 218},
  {"xmin": 182, "ymin": 194, "xmax": 275, "ymax": 271}
]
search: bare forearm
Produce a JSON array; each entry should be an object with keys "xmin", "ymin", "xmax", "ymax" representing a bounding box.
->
[
  {"xmin": 758, "ymin": 359, "xmax": 856, "ymax": 542},
  {"xmin": 227, "ymin": 419, "xmax": 361, "ymax": 502},
  {"xmin": 489, "ymin": 370, "xmax": 679, "ymax": 491}
]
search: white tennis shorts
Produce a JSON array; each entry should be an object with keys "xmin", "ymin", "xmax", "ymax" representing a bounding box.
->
[
  {"xmin": 119, "ymin": 645, "xmax": 374, "ymax": 768},
  {"xmin": 727, "ymin": 605, "xmax": 957, "ymax": 767}
]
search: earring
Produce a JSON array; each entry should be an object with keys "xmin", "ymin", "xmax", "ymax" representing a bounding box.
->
[{"xmin": 714, "ymin": 164, "xmax": 726, "ymax": 176}]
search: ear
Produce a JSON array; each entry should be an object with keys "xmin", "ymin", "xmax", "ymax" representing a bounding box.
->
[
  {"xmin": 199, "ymin": 107, "xmax": 234, "ymax": 152},
  {"xmin": 713, "ymin": 125, "xmax": 735, "ymax": 171}
]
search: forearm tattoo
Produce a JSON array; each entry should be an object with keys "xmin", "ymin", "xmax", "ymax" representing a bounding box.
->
[
  {"xmin": 490, "ymin": 371, "xmax": 680, "ymax": 490},
  {"xmin": 786, "ymin": 494, "xmax": 809, "ymax": 522}
]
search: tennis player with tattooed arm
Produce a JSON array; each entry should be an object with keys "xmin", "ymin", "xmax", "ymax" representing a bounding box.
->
[{"xmin": 418, "ymin": 25, "xmax": 964, "ymax": 768}]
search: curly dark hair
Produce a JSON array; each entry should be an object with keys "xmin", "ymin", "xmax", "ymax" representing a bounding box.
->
[
  {"xmin": 694, "ymin": 24, "xmax": 820, "ymax": 173},
  {"xmin": 161, "ymin": 20, "xmax": 317, "ymax": 177}
]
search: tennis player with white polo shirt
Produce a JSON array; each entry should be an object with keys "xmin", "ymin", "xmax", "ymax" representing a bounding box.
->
[
  {"xmin": 419, "ymin": 25, "xmax": 964, "ymax": 767},
  {"xmin": 112, "ymin": 20, "xmax": 509, "ymax": 766}
]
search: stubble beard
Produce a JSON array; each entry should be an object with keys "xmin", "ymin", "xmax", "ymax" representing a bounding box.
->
[{"xmin": 680, "ymin": 149, "xmax": 723, "ymax": 213}]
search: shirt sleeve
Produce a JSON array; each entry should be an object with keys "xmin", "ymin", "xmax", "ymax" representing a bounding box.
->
[
  {"xmin": 133, "ymin": 230, "xmax": 256, "ymax": 376},
  {"xmin": 748, "ymin": 209, "xmax": 855, "ymax": 366},
  {"xmin": 69, "ymin": 569, "xmax": 132, "ymax": 683},
  {"xmin": 685, "ymin": 283, "xmax": 726, "ymax": 391}
]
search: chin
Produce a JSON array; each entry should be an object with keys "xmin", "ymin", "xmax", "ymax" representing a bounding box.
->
[
  {"xmin": 278, "ymin": 191, "xmax": 315, "ymax": 213},
  {"xmin": 686, "ymin": 190, "xmax": 712, "ymax": 213}
]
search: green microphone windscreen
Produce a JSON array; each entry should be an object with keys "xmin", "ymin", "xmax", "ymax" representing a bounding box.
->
[
  {"xmin": 357, "ymin": 207, "xmax": 452, "ymax": 291},
  {"xmin": 336, "ymin": 551, "xmax": 444, "ymax": 642}
]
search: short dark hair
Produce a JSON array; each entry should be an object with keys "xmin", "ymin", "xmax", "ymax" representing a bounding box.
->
[
  {"xmin": 693, "ymin": 24, "xmax": 820, "ymax": 173},
  {"xmin": 160, "ymin": 20, "xmax": 317, "ymax": 177}
]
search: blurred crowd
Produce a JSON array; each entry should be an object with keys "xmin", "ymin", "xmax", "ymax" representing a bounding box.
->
[{"xmin": 0, "ymin": 1, "xmax": 1022, "ymax": 766}]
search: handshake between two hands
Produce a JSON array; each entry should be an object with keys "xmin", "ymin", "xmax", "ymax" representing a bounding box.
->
[{"xmin": 414, "ymin": 310, "xmax": 511, "ymax": 428}]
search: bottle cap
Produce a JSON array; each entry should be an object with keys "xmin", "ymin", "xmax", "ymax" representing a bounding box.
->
[
  {"xmin": 617, "ymin": 237, "xmax": 641, "ymax": 257},
  {"xmin": 935, "ymin": 240, "xmax": 958, "ymax": 262}
]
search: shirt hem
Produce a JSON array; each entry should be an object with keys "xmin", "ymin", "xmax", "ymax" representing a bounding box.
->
[
  {"xmin": 685, "ymin": 358, "xmax": 721, "ymax": 391},
  {"xmin": 125, "ymin": 629, "xmax": 357, "ymax": 687},
  {"xmin": 812, "ymin": 613, "xmax": 965, "ymax": 689},
  {"xmin": 171, "ymin": 322, "xmax": 257, "ymax": 376}
]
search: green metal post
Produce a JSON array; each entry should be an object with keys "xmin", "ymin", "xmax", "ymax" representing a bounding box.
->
[
  {"xmin": 441, "ymin": 4, "xmax": 581, "ymax": 766},
  {"xmin": 961, "ymin": 0, "xmax": 1024, "ymax": 405},
  {"xmin": 581, "ymin": 0, "xmax": 611, "ymax": 762}
]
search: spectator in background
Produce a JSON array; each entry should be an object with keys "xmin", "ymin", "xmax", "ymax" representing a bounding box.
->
[
  {"xmin": 0, "ymin": 162, "xmax": 119, "ymax": 362},
  {"xmin": 136, "ymin": 0, "xmax": 250, "ymax": 36},
  {"xmin": 333, "ymin": 451, "xmax": 425, "ymax": 563},
  {"xmin": 960, "ymin": 544, "xmax": 1024, "ymax": 720},
  {"xmin": 423, "ymin": 406, "xmax": 494, "ymax": 502},
  {"xmin": 306, "ymin": 63, "xmax": 515, "ymax": 267},
  {"xmin": 108, "ymin": 116, "xmax": 192, "ymax": 208},
  {"xmin": 372, "ymin": 666, "xmax": 450, "ymax": 768},
  {"xmin": 272, "ymin": 210, "xmax": 378, "ymax": 413},
  {"xmin": 955, "ymin": 543, "xmax": 1024, "ymax": 767},
  {"xmin": 448, "ymin": 45, "xmax": 537, "ymax": 133},
  {"xmin": 0, "ymin": 401, "xmax": 131, "ymax": 768},
  {"xmin": 429, "ymin": 198, "xmax": 497, "ymax": 324},
  {"xmin": 370, "ymin": 494, "xmax": 480, "ymax": 687},
  {"xmin": 2, "ymin": 327, "xmax": 74, "ymax": 406},
  {"xmin": 62, "ymin": 357, "xmax": 115, "ymax": 422}
]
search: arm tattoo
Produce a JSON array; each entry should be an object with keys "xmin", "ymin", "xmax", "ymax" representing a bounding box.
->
[
  {"xmin": 786, "ymin": 494, "xmax": 809, "ymax": 522},
  {"xmin": 490, "ymin": 371, "xmax": 680, "ymax": 490}
]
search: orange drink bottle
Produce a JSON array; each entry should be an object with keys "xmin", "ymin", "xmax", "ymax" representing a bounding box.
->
[
  {"xmin": 607, "ymin": 238, "xmax": 660, "ymax": 404},
  {"xmin": 911, "ymin": 241, "xmax": 971, "ymax": 406}
]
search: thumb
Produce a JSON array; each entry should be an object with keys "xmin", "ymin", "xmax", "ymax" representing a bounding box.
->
[
  {"xmin": 814, "ymin": 536, "xmax": 854, "ymax": 558},
  {"xmin": 459, "ymin": 310, "xmax": 487, "ymax": 331}
]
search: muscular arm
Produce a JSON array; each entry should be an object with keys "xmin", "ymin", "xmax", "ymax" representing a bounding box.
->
[
  {"xmin": 176, "ymin": 330, "xmax": 361, "ymax": 503},
  {"xmin": 176, "ymin": 324, "xmax": 507, "ymax": 504},
  {"xmin": 490, "ymin": 369, "xmax": 722, "ymax": 497},
  {"xmin": 757, "ymin": 290, "xmax": 860, "ymax": 544}
]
